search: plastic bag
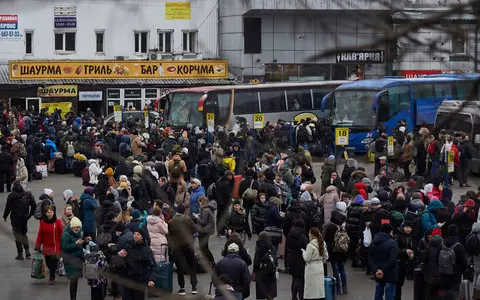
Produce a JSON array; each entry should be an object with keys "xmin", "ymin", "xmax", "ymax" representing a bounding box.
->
[
  {"xmin": 56, "ymin": 258, "xmax": 66, "ymax": 276},
  {"xmin": 363, "ymin": 228, "xmax": 372, "ymax": 247},
  {"xmin": 31, "ymin": 253, "xmax": 45, "ymax": 279}
]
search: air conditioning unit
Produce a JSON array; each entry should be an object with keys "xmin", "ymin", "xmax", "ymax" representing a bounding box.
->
[
  {"xmin": 115, "ymin": 56, "xmax": 126, "ymax": 61},
  {"xmin": 160, "ymin": 53, "xmax": 173, "ymax": 60},
  {"xmin": 149, "ymin": 53, "xmax": 158, "ymax": 60}
]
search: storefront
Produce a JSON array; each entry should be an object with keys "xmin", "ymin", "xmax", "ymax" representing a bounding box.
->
[{"xmin": 1, "ymin": 59, "xmax": 234, "ymax": 116}]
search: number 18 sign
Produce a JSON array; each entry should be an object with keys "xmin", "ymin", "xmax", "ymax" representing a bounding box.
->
[{"xmin": 335, "ymin": 128, "xmax": 349, "ymax": 146}]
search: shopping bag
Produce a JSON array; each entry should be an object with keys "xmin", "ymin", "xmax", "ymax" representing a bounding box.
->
[
  {"xmin": 56, "ymin": 258, "xmax": 66, "ymax": 276},
  {"xmin": 363, "ymin": 228, "xmax": 372, "ymax": 247},
  {"xmin": 35, "ymin": 164, "xmax": 48, "ymax": 178},
  {"xmin": 31, "ymin": 253, "xmax": 45, "ymax": 279},
  {"xmin": 459, "ymin": 279, "xmax": 471, "ymax": 300}
]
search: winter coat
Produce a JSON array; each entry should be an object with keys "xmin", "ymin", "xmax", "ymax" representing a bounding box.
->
[
  {"xmin": 282, "ymin": 204, "xmax": 308, "ymax": 236},
  {"xmin": 238, "ymin": 178, "xmax": 260, "ymax": 210},
  {"xmin": 221, "ymin": 239, "xmax": 252, "ymax": 266},
  {"xmin": 168, "ymin": 213, "xmax": 196, "ymax": 249},
  {"xmin": 61, "ymin": 226, "xmax": 84, "ymax": 279},
  {"xmin": 346, "ymin": 202, "xmax": 363, "ymax": 240},
  {"xmin": 80, "ymin": 193, "xmax": 99, "ymax": 233},
  {"xmin": 85, "ymin": 250, "xmax": 108, "ymax": 288},
  {"xmin": 471, "ymin": 223, "xmax": 480, "ymax": 273},
  {"xmin": 421, "ymin": 200, "xmax": 443, "ymax": 238},
  {"xmin": 124, "ymin": 239, "xmax": 158, "ymax": 283},
  {"xmin": 227, "ymin": 209, "xmax": 252, "ymax": 237},
  {"xmin": 253, "ymin": 239, "xmax": 278, "ymax": 299},
  {"xmin": 88, "ymin": 159, "xmax": 102, "ymax": 185},
  {"xmin": 454, "ymin": 211, "xmax": 475, "ymax": 241},
  {"xmin": 368, "ymin": 232, "xmax": 399, "ymax": 283},
  {"xmin": 264, "ymin": 201, "xmax": 283, "ymax": 228},
  {"xmin": 0, "ymin": 149, "xmax": 13, "ymax": 170},
  {"xmin": 421, "ymin": 237, "xmax": 443, "ymax": 284},
  {"xmin": 127, "ymin": 220, "xmax": 150, "ymax": 245},
  {"xmin": 251, "ymin": 201, "xmax": 268, "ymax": 234},
  {"xmin": 214, "ymin": 254, "xmax": 251, "ymax": 299},
  {"xmin": 442, "ymin": 236, "xmax": 467, "ymax": 289},
  {"xmin": 223, "ymin": 157, "xmax": 236, "ymax": 172},
  {"xmin": 215, "ymin": 176, "xmax": 234, "ymax": 206},
  {"xmin": 168, "ymin": 155, "xmax": 187, "ymax": 183},
  {"xmin": 260, "ymin": 180, "xmax": 279, "ymax": 201},
  {"xmin": 44, "ymin": 139, "xmax": 58, "ymax": 159},
  {"xmin": 147, "ymin": 215, "xmax": 168, "ymax": 262},
  {"xmin": 16, "ymin": 159, "xmax": 28, "ymax": 188},
  {"xmin": 189, "ymin": 185, "xmax": 205, "ymax": 216},
  {"xmin": 193, "ymin": 200, "xmax": 217, "ymax": 235},
  {"xmin": 175, "ymin": 191, "xmax": 190, "ymax": 211},
  {"xmin": 346, "ymin": 170, "xmax": 367, "ymax": 193},
  {"xmin": 35, "ymin": 217, "xmax": 63, "ymax": 256},
  {"xmin": 321, "ymin": 158, "xmax": 336, "ymax": 194},
  {"xmin": 319, "ymin": 186, "xmax": 339, "ymax": 224},
  {"xmin": 286, "ymin": 224, "xmax": 309, "ymax": 277},
  {"xmin": 323, "ymin": 211, "xmax": 347, "ymax": 262},
  {"xmin": 109, "ymin": 229, "xmax": 134, "ymax": 254},
  {"xmin": 131, "ymin": 135, "xmax": 145, "ymax": 158},
  {"xmin": 303, "ymin": 238, "xmax": 328, "ymax": 299},
  {"xmin": 3, "ymin": 184, "xmax": 35, "ymax": 227}
]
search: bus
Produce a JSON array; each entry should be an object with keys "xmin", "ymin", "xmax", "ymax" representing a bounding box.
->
[
  {"xmin": 159, "ymin": 81, "xmax": 348, "ymax": 129},
  {"xmin": 321, "ymin": 75, "xmax": 480, "ymax": 152}
]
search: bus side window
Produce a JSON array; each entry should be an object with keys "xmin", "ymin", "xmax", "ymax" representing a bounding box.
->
[
  {"xmin": 387, "ymin": 86, "xmax": 410, "ymax": 117},
  {"xmin": 412, "ymin": 84, "xmax": 434, "ymax": 99},
  {"xmin": 434, "ymin": 83, "xmax": 453, "ymax": 98},
  {"xmin": 286, "ymin": 88, "xmax": 312, "ymax": 110},
  {"xmin": 233, "ymin": 91, "xmax": 259, "ymax": 114},
  {"xmin": 260, "ymin": 90, "xmax": 286, "ymax": 112},
  {"xmin": 216, "ymin": 92, "xmax": 232, "ymax": 125},
  {"xmin": 313, "ymin": 88, "xmax": 330, "ymax": 109},
  {"xmin": 455, "ymin": 82, "xmax": 474, "ymax": 100},
  {"xmin": 378, "ymin": 93, "xmax": 390, "ymax": 123}
]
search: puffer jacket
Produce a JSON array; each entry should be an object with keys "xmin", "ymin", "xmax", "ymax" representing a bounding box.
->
[
  {"xmin": 193, "ymin": 200, "xmax": 217, "ymax": 235},
  {"xmin": 16, "ymin": 158, "xmax": 28, "ymax": 187},
  {"xmin": 421, "ymin": 200, "xmax": 443, "ymax": 238},
  {"xmin": 346, "ymin": 170, "xmax": 367, "ymax": 192},
  {"xmin": 321, "ymin": 157, "xmax": 336, "ymax": 193},
  {"xmin": 422, "ymin": 237, "xmax": 444, "ymax": 284},
  {"xmin": 189, "ymin": 185, "xmax": 205, "ymax": 216},
  {"xmin": 147, "ymin": 215, "xmax": 168, "ymax": 262},
  {"xmin": 88, "ymin": 159, "xmax": 102, "ymax": 185},
  {"xmin": 319, "ymin": 185, "xmax": 339, "ymax": 224},
  {"xmin": 346, "ymin": 202, "xmax": 363, "ymax": 240},
  {"xmin": 80, "ymin": 193, "xmax": 99, "ymax": 233},
  {"xmin": 227, "ymin": 209, "xmax": 251, "ymax": 237},
  {"xmin": 471, "ymin": 223, "xmax": 480, "ymax": 273},
  {"xmin": 44, "ymin": 139, "xmax": 58, "ymax": 159},
  {"xmin": 251, "ymin": 201, "xmax": 268, "ymax": 234}
]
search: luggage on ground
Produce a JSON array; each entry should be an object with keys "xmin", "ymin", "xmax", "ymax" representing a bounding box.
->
[
  {"xmin": 54, "ymin": 159, "xmax": 67, "ymax": 174},
  {"xmin": 153, "ymin": 244, "xmax": 173, "ymax": 294},
  {"xmin": 73, "ymin": 160, "xmax": 86, "ymax": 177},
  {"xmin": 413, "ymin": 267, "xmax": 424, "ymax": 300},
  {"xmin": 324, "ymin": 276, "xmax": 337, "ymax": 300}
]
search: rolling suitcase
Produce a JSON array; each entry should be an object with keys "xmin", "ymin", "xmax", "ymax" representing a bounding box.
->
[
  {"xmin": 153, "ymin": 244, "xmax": 173, "ymax": 294},
  {"xmin": 324, "ymin": 276, "xmax": 337, "ymax": 300},
  {"xmin": 413, "ymin": 267, "xmax": 424, "ymax": 300},
  {"xmin": 54, "ymin": 159, "xmax": 67, "ymax": 174},
  {"xmin": 72, "ymin": 160, "xmax": 86, "ymax": 177}
]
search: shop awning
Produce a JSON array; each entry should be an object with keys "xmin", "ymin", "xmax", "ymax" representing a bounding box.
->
[{"xmin": 0, "ymin": 64, "xmax": 238, "ymax": 86}]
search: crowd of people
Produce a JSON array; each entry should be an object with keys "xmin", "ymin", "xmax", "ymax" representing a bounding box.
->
[{"xmin": 0, "ymin": 108, "xmax": 480, "ymax": 300}]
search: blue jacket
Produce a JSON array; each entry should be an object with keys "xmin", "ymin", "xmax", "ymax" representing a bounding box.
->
[
  {"xmin": 368, "ymin": 232, "xmax": 399, "ymax": 283},
  {"xmin": 109, "ymin": 229, "xmax": 134, "ymax": 253},
  {"xmin": 189, "ymin": 186, "xmax": 205, "ymax": 216},
  {"xmin": 44, "ymin": 139, "xmax": 58, "ymax": 159},
  {"xmin": 421, "ymin": 200, "xmax": 444, "ymax": 237},
  {"xmin": 264, "ymin": 201, "xmax": 283, "ymax": 228},
  {"xmin": 81, "ymin": 193, "xmax": 99, "ymax": 233},
  {"xmin": 214, "ymin": 253, "xmax": 251, "ymax": 298}
]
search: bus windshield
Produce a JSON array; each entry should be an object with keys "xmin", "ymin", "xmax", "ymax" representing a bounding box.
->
[
  {"xmin": 333, "ymin": 90, "xmax": 377, "ymax": 129},
  {"xmin": 168, "ymin": 92, "xmax": 203, "ymax": 126}
]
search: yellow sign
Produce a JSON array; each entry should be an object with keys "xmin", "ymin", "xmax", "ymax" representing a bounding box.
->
[
  {"xmin": 113, "ymin": 105, "xmax": 122, "ymax": 122},
  {"xmin": 253, "ymin": 114, "xmax": 264, "ymax": 129},
  {"xmin": 9, "ymin": 60, "xmax": 228, "ymax": 80},
  {"xmin": 206, "ymin": 113, "xmax": 215, "ymax": 131},
  {"xmin": 293, "ymin": 112, "xmax": 318, "ymax": 124},
  {"xmin": 113, "ymin": 105, "xmax": 122, "ymax": 112},
  {"xmin": 447, "ymin": 151, "xmax": 455, "ymax": 173},
  {"xmin": 144, "ymin": 110, "xmax": 149, "ymax": 118},
  {"xmin": 41, "ymin": 102, "xmax": 72, "ymax": 116},
  {"xmin": 387, "ymin": 136, "xmax": 394, "ymax": 156},
  {"xmin": 335, "ymin": 128, "xmax": 349, "ymax": 145},
  {"xmin": 165, "ymin": 2, "xmax": 191, "ymax": 20},
  {"xmin": 37, "ymin": 85, "xmax": 78, "ymax": 97}
]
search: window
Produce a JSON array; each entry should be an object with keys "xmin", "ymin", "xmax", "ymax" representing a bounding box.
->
[
  {"xmin": 259, "ymin": 90, "xmax": 286, "ymax": 112},
  {"xmin": 134, "ymin": 31, "xmax": 148, "ymax": 54},
  {"xmin": 412, "ymin": 84, "xmax": 434, "ymax": 100},
  {"xmin": 233, "ymin": 91, "xmax": 259, "ymax": 114},
  {"xmin": 313, "ymin": 88, "xmax": 332, "ymax": 109},
  {"xmin": 182, "ymin": 30, "xmax": 197, "ymax": 53},
  {"xmin": 451, "ymin": 30, "xmax": 466, "ymax": 54},
  {"xmin": 158, "ymin": 30, "xmax": 173, "ymax": 53},
  {"xmin": 455, "ymin": 81, "xmax": 475, "ymax": 99},
  {"xmin": 215, "ymin": 92, "xmax": 231, "ymax": 124},
  {"xmin": 265, "ymin": 64, "xmax": 282, "ymax": 82},
  {"xmin": 25, "ymin": 31, "xmax": 33, "ymax": 55},
  {"xmin": 286, "ymin": 88, "xmax": 312, "ymax": 110},
  {"xmin": 387, "ymin": 86, "xmax": 410, "ymax": 117},
  {"xmin": 434, "ymin": 83, "xmax": 453, "ymax": 99},
  {"xmin": 95, "ymin": 31, "xmax": 104, "ymax": 53},
  {"xmin": 438, "ymin": 112, "xmax": 472, "ymax": 136},
  {"xmin": 244, "ymin": 18, "xmax": 261, "ymax": 54},
  {"xmin": 54, "ymin": 32, "xmax": 76, "ymax": 52}
]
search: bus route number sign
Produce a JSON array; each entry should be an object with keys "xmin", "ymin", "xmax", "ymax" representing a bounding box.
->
[
  {"xmin": 387, "ymin": 136, "xmax": 394, "ymax": 156},
  {"xmin": 253, "ymin": 114, "xmax": 264, "ymax": 129},
  {"xmin": 206, "ymin": 113, "xmax": 215, "ymax": 132},
  {"xmin": 447, "ymin": 151, "xmax": 455, "ymax": 173},
  {"xmin": 113, "ymin": 105, "xmax": 122, "ymax": 122},
  {"xmin": 335, "ymin": 128, "xmax": 349, "ymax": 146}
]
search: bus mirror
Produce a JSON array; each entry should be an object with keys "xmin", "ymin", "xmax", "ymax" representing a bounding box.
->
[
  {"xmin": 320, "ymin": 92, "xmax": 333, "ymax": 112},
  {"xmin": 475, "ymin": 134, "xmax": 480, "ymax": 144},
  {"xmin": 197, "ymin": 94, "xmax": 208, "ymax": 112}
]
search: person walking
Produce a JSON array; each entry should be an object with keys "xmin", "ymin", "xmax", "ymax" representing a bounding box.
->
[
  {"xmin": 81, "ymin": 187, "xmax": 99, "ymax": 241},
  {"xmin": 0, "ymin": 144, "xmax": 13, "ymax": 193},
  {"xmin": 215, "ymin": 170, "xmax": 234, "ymax": 236},
  {"xmin": 189, "ymin": 178, "xmax": 205, "ymax": 217},
  {"xmin": 286, "ymin": 219, "xmax": 309, "ymax": 300},
  {"xmin": 302, "ymin": 227, "xmax": 329, "ymax": 300},
  {"xmin": 369, "ymin": 224, "xmax": 399, "ymax": 300},
  {"xmin": 34, "ymin": 205, "xmax": 63, "ymax": 285},
  {"xmin": 15, "ymin": 158, "xmax": 28, "ymax": 188},
  {"xmin": 3, "ymin": 181, "xmax": 36, "ymax": 260},
  {"xmin": 253, "ymin": 231, "xmax": 278, "ymax": 300},
  {"xmin": 146, "ymin": 207, "xmax": 169, "ymax": 262},
  {"xmin": 323, "ymin": 210, "xmax": 348, "ymax": 294},
  {"xmin": 168, "ymin": 204, "xmax": 198, "ymax": 295},
  {"xmin": 192, "ymin": 196, "xmax": 217, "ymax": 267}
]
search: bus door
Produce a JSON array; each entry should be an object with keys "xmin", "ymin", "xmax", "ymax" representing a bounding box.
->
[
  {"xmin": 373, "ymin": 91, "xmax": 391, "ymax": 132},
  {"xmin": 199, "ymin": 94, "xmax": 219, "ymax": 128}
]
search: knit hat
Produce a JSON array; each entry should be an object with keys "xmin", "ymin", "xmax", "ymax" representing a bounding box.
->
[
  {"xmin": 225, "ymin": 170, "xmax": 234, "ymax": 177},
  {"xmin": 371, "ymin": 197, "xmax": 381, "ymax": 205},
  {"xmin": 134, "ymin": 227, "xmax": 148, "ymax": 242},
  {"xmin": 115, "ymin": 223, "xmax": 126, "ymax": 232},
  {"xmin": 11, "ymin": 139, "xmax": 17, "ymax": 145},
  {"xmin": 70, "ymin": 217, "xmax": 82, "ymax": 228},
  {"xmin": 233, "ymin": 199, "xmax": 242, "ymax": 206},
  {"xmin": 84, "ymin": 186, "xmax": 95, "ymax": 195},
  {"xmin": 402, "ymin": 220, "xmax": 413, "ymax": 228},
  {"xmin": 269, "ymin": 196, "xmax": 282, "ymax": 207},
  {"xmin": 190, "ymin": 178, "xmax": 201, "ymax": 186},
  {"xmin": 448, "ymin": 224, "xmax": 459, "ymax": 236},
  {"xmin": 132, "ymin": 160, "xmax": 141, "ymax": 166},
  {"xmin": 63, "ymin": 189, "xmax": 73, "ymax": 201},
  {"xmin": 119, "ymin": 182, "xmax": 128, "ymax": 188},
  {"xmin": 44, "ymin": 188, "xmax": 53, "ymax": 196},
  {"xmin": 176, "ymin": 204, "xmax": 186, "ymax": 214},
  {"xmin": 336, "ymin": 201, "xmax": 347, "ymax": 213},
  {"xmin": 465, "ymin": 199, "xmax": 475, "ymax": 208},
  {"xmin": 132, "ymin": 209, "xmax": 141, "ymax": 220},
  {"xmin": 133, "ymin": 165, "xmax": 143, "ymax": 174},
  {"xmin": 104, "ymin": 211, "xmax": 116, "ymax": 221},
  {"xmin": 105, "ymin": 167, "xmax": 114, "ymax": 176},
  {"xmin": 227, "ymin": 242, "xmax": 240, "ymax": 253}
]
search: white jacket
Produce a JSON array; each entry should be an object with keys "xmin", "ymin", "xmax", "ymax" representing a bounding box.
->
[
  {"xmin": 302, "ymin": 239, "xmax": 329, "ymax": 299},
  {"xmin": 88, "ymin": 159, "xmax": 102, "ymax": 185}
]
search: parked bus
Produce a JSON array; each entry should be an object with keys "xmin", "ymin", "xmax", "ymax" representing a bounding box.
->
[
  {"xmin": 321, "ymin": 75, "xmax": 480, "ymax": 152},
  {"xmin": 158, "ymin": 81, "xmax": 348, "ymax": 129}
]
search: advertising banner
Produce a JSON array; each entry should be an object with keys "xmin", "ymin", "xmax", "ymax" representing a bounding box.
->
[
  {"xmin": 165, "ymin": 2, "xmax": 191, "ymax": 20},
  {"xmin": 0, "ymin": 14, "xmax": 21, "ymax": 40},
  {"xmin": 37, "ymin": 85, "xmax": 78, "ymax": 97},
  {"xmin": 41, "ymin": 102, "xmax": 72, "ymax": 115}
]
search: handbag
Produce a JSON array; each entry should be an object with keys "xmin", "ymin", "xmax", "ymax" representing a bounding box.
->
[
  {"xmin": 363, "ymin": 228, "xmax": 372, "ymax": 247},
  {"xmin": 56, "ymin": 257, "xmax": 66, "ymax": 276},
  {"xmin": 242, "ymin": 180, "xmax": 257, "ymax": 201},
  {"xmin": 31, "ymin": 253, "xmax": 46, "ymax": 279}
]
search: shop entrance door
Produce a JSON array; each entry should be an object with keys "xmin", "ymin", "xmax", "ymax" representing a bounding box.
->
[{"xmin": 26, "ymin": 98, "xmax": 41, "ymax": 113}]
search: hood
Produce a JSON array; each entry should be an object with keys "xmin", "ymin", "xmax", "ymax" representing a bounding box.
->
[
  {"xmin": 325, "ymin": 185, "xmax": 337, "ymax": 193},
  {"xmin": 80, "ymin": 193, "xmax": 94, "ymax": 201},
  {"xmin": 336, "ymin": 201, "xmax": 347, "ymax": 213},
  {"xmin": 424, "ymin": 183, "xmax": 433, "ymax": 193},
  {"xmin": 12, "ymin": 184, "xmax": 24, "ymax": 194},
  {"xmin": 17, "ymin": 158, "xmax": 25, "ymax": 167},
  {"xmin": 324, "ymin": 157, "xmax": 335, "ymax": 166},
  {"xmin": 427, "ymin": 200, "xmax": 444, "ymax": 212},
  {"xmin": 147, "ymin": 215, "xmax": 162, "ymax": 225},
  {"xmin": 207, "ymin": 200, "xmax": 217, "ymax": 211},
  {"xmin": 472, "ymin": 222, "xmax": 480, "ymax": 234},
  {"xmin": 63, "ymin": 189, "xmax": 74, "ymax": 201},
  {"xmin": 354, "ymin": 182, "xmax": 366, "ymax": 191},
  {"xmin": 223, "ymin": 157, "xmax": 234, "ymax": 164},
  {"xmin": 172, "ymin": 154, "xmax": 182, "ymax": 161},
  {"xmin": 346, "ymin": 158, "xmax": 358, "ymax": 168},
  {"xmin": 442, "ymin": 187, "xmax": 453, "ymax": 201},
  {"xmin": 120, "ymin": 134, "xmax": 131, "ymax": 143},
  {"xmin": 331, "ymin": 210, "xmax": 346, "ymax": 226},
  {"xmin": 377, "ymin": 190, "xmax": 389, "ymax": 202},
  {"xmin": 373, "ymin": 232, "xmax": 393, "ymax": 247},
  {"xmin": 287, "ymin": 204, "xmax": 302, "ymax": 213},
  {"xmin": 351, "ymin": 170, "xmax": 366, "ymax": 180},
  {"xmin": 39, "ymin": 193, "xmax": 52, "ymax": 201},
  {"xmin": 87, "ymin": 159, "xmax": 96, "ymax": 166}
]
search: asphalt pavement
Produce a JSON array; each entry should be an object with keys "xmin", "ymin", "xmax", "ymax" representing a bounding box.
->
[{"xmin": 0, "ymin": 157, "xmax": 477, "ymax": 300}]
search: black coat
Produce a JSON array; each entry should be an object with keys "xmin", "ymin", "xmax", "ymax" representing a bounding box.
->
[
  {"xmin": 422, "ymin": 238, "xmax": 443, "ymax": 284},
  {"xmin": 285, "ymin": 225, "xmax": 308, "ymax": 277},
  {"xmin": 216, "ymin": 176, "xmax": 234, "ymax": 207},
  {"xmin": 238, "ymin": 178, "xmax": 260, "ymax": 210},
  {"xmin": 3, "ymin": 184, "xmax": 35, "ymax": 227},
  {"xmin": 124, "ymin": 240, "xmax": 157, "ymax": 283},
  {"xmin": 0, "ymin": 150, "xmax": 12, "ymax": 170},
  {"xmin": 369, "ymin": 232, "xmax": 399, "ymax": 283},
  {"xmin": 282, "ymin": 204, "xmax": 307, "ymax": 236},
  {"xmin": 251, "ymin": 201, "xmax": 268, "ymax": 234},
  {"xmin": 323, "ymin": 211, "xmax": 347, "ymax": 263},
  {"xmin": 346, "ymin": 203, "xmax": 363, "ymax": 240},
  {"xmin": 453, "ymin": 212, "xmax": 475, "ymax": 241},
  {"xmin": 227, "ymin": 209, "xmax": 252, "ymax": 237},
  {"xmin": 442, "ymin": 236, "xmax": 467, "ymax": 289},
  {"xmin": 253, "ymin": 239, "xmax": 277, "ymax": 299},
  {"xmin": 214, "ymin": 254, "xmax": 251, "ymax": 299},
  {"xmin": 259, "ymin": 180, "xmax": 278, "ymax": 201}
]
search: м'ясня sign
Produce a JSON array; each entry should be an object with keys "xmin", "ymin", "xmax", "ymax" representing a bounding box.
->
[{"xmin": 9, "ymin": 60, "xmax": 229, "ymax": 80}]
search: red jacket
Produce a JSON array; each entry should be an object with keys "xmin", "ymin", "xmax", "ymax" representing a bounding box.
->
[
  {"xmin": 35, "ymin": 219, "xmax": 63, "ymax": 256},
  {"xmin": 451, "ymin": 145, "xmax": 460, "ymax": 166}
]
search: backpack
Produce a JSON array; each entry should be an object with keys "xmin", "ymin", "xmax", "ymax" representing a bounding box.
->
[
  {"xmin": 66, "ymin": 141, "xmax": 75, "ymax": 157},
  {"xmin": 83, "ymin": 253, "xmax": 100, "ymax": 280},
  {"xmin": 170, "ymin": 160, "xmax": 183, "ymax": 178},
  {"xmin": 197, "ymin": 160, "xmax": 212, "ymax": 180},
  {"xmin": 259, "ymin": 249, "xmax": 276, "ymax": 275},
  {"xmin": 96, "ymin": 227, "xmax": 112, "ymax": 248},
  {"xmin": 207, "ymin": 183, "xmax": 216, "ymax": 200},
  {"xmin": 296, "ymin": 126, "xmax": 309, "ymax": 143},
  {"xmin": 438, "ymin": 243, "xmax": 458, "ymax": 275},
  {"xmin": 242, "ymin": 180, "xmax": 258, "ymax": 201},
  {"xmin": 333, "ymin": 226, "xmax": 350, "ymax": 253},
  {"xmin": 15, "ymin": 192, "xmax": 32, "ymax": 218},
  {"xmin": 82, "ymin": 167, "xmax": 90, "ymax": 185},
  {"xmin": 18, "ymin": 142, "xmax": 27, "ymax": 158},
  {"xmin": 427, "ymin": 141, "xmax": 435, "ymax": 155},
  {"xmin": 34, "ymin": 198, "xmax": 52, "ymax": 220},
  {"xmin": 465, "ymin": 233, "xmax": 480, "ymax": 256}
]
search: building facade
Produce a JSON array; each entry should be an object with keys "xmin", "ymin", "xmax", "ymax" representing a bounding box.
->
[{"xmin": 0, "ymin": 0, "xmax": 233, "ymax": 116}]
